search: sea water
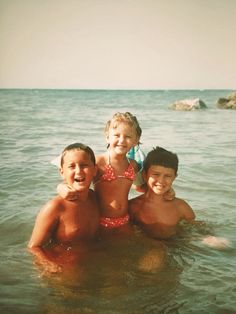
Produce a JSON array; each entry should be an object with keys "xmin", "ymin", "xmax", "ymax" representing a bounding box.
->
[{"xmin": 0, "ymin": 89, "xmax": 235, "ymax": 313}]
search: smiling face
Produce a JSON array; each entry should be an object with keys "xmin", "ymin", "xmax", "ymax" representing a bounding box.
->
[
  {"xmin": 106, "ymin": 122, "xmax": 138, "ymax": 156},
  {"xmin": 145, "ymin": 165, "xmax": 176, "ymax": 195},
  {"xmin": 60, "ymin": 149, "xmax": 97, "ymax": 192}
]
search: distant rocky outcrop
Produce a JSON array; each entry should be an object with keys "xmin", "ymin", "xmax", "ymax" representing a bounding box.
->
[
  {"xmin": 216, "ymin": 91, "xmax": 236, "ymax": 109},
  {"xmin": 170, "ymin": 98, "xmax": 207, "ymax": 111}
]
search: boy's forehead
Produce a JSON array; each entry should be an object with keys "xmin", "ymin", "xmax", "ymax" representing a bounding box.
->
[
  {"xmin": 63, "ymin": 150, "xmax": 90, "ymax": 161},
  {"xmin": 149, "ymin": 164, "xmax": 175, "ymax": 173}
]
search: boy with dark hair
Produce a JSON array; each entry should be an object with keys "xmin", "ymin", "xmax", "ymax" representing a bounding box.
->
[{"xmin": 129, "ymin": 147, "xmax": 195, "ymax": 239}]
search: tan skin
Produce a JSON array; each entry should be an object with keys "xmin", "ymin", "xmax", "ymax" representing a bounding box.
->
[
  {"xmin": 29, "ymin": 191, "xmax": 99, "ymax": 247},
  {"xmin": 92, "ymin": 121, "xmax": 140, "ymax": 237},
  {"xmin": 129, "ymin": 165, "xmax": 195, "ymax": 239},
  {"xmin": 58, "ymin": 121, "xmax": 140, "ymax": 220},
  {"xmin": 56, "ymin": 122, "xmax": 174, "ymax": 230},
  {"xmin": 94, "ymin": 151, "xmax": 139, "ymax": 218},
  {"xmin": 28, "ymin": 149, "xmax": 100, "ymax": 272}
]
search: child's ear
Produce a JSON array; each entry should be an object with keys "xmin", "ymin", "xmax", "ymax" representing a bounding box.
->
[
  {"xmin": 105, "ymin": 132, "xmax": 110, "ymax": 144},
  {"xmin": 59, "ymin": 167, "xmax": 65, "ymax": 179}
]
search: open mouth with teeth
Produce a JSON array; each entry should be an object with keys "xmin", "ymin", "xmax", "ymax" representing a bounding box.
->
[
  {"xmin": 74, "ymin": 177, "xmax": 85, "ymax": 183},
  {"xmin": 153, "ymin": 185, "xmax": 165, "ymax": 192}
]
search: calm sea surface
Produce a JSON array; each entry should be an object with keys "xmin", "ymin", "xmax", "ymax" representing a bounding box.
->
[{"xmin": 0, "ymin": 89, "xmax": 235, "ymax": 313}]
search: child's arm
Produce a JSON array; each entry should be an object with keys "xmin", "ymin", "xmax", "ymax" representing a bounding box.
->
[
  {"xmin": 57, "ymin": 183, "xmax": 79, "ymax": 201},
  {"xmin": 128, "ymin": 199, "xmax": 135, "ymax": 221},
  {"xmin": 179, "ymin": 199, "xmax": 196, "ymax": 222},
  {"xmin": 128, "ymin": 196, "xmax": 141, "ymax": 223},
  {"xmin": 29, "ymin": 246, "xmax": 63, "ymax": 274},
  {"xmin": 131, "ymin": 160, "xmax": 147, "ymax": 192},
  {"xmin": 28, "ymin": 200, "xmax": 59, "ymax": 248}
]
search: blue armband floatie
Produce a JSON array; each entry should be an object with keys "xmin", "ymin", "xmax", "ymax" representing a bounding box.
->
[{"xmin": 127, "ymin": 145, "xmax": 146, "ymax": 169}]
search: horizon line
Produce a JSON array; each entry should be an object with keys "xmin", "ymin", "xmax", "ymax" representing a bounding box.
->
[{"xmin": 0, "ymin": 88, "xmax": 234, "ymax": 92}]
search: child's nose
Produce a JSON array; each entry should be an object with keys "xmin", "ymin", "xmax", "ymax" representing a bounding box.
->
[
  {"xmin": 158, "ymin": 175, "xmax": 165, "ymax": 183},
  {"xmin": 119, "ymin": 135, "xmax": 125, "ymax": 142},
  {"xmin": 75, "ymin": 165, "xmax": 82, "ymax": 173}
]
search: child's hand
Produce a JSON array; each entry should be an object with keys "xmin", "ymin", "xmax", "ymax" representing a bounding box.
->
[
  {"xmin": 164, "ymin": 187, "xmax": 175, "ymax": 201},
  {"xmin": 133, "ymin": 183, "xmax": 147, "ymax": 193},
  {"xmin": 57, "ymin": 183, "xmax": 79, "ymax": 201},
  {"xmin": 37, "ymin": 260, "xmax": 63, "ymax": 275},
  {"xmin": 202, "ymin": 236, "xmax": 231, "ymax": 249}
]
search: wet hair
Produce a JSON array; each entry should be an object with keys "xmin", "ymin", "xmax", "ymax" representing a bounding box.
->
[
  {"xmin": 60, "ymin": 143, "xmax": 96, "ymax": 168},
  {"xmin": 143, "ymin": 147, "xmax": 178, "ymax": 175},
  {"xmin": 105, "ymin": 112, "xmax": 142, "ymax": 141}
]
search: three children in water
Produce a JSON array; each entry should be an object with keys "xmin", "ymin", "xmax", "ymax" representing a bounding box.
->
[{"xmin": 28, "ymin": 112, "xmax": 195, "ymax": 252}]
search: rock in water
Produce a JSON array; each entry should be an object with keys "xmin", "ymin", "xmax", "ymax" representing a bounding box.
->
[
  {"xmin": 216, "ymin": 91, "xmax": 236, "ymax": 109},
  {"xmin": 170, "ymin": 98, "xmax": 207, "ymax": 111}
]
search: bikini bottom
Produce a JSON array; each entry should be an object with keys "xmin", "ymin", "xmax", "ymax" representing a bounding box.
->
[{"xmin": 100, "ymin": 214, "xmax": 129, "ymax": 229}]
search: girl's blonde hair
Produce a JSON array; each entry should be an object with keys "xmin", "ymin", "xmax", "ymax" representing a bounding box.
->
[{"xmin": 105, "ymin": 112, "xmax": 142, "ymax": 141}]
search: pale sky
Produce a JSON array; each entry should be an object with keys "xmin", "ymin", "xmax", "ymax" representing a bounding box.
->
[{"xmin": 0, "ymin": 0, "xmax": 236, "ymax": 89}]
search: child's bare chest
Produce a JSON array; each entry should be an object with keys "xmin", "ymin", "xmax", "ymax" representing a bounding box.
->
[
  {"xmin": 138, "ymin": 203, "xmax": 180, "ymax": 226},
  {"xmin": 56, "ymin": 204, "xmax": 99, "ymax": 242}
]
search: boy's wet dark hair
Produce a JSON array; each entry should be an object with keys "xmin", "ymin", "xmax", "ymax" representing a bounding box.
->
[
  {"xmin": 61, "ymin": 143, "xmax": 96, "ymax": 167},
  {"xmin": 143, "ymin": 147, "xmax": 178, "ymax": 175}
]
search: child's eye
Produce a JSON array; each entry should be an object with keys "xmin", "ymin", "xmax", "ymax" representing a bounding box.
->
[
  {"xmin": 152, "ymin": 173, "xmax": 160, "ymax": 177},
  {"xmin": 81, "ymin": 163, "xmax": 89, "ymax": 168}
]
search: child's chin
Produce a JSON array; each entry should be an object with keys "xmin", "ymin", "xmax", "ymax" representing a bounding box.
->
[
  {"xmin": 73, "ymin": 183, "xmax": 87, "ymax": 192},
  {"xmin": 116, "ymin": 150, "xmax": 126, "ymax": 155},
  {"xmin": 153, "ymin": 189, "xmax": 166, "ymax": 196}
]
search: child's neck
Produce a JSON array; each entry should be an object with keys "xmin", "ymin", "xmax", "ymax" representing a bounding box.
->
[
  {"xmin": 108, "ymin": 150, "xmax": 127, "ymax": 162},
  {"xmin": 74, "ymin": 190, "xmax": 90, "ymax": 203},
  {"xmin": 145, "ymin": 189, "xmax": 164, "ymax": 203}
]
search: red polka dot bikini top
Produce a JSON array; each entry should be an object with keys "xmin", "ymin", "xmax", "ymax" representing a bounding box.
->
[{"xmin": 96, "ymin": 154, "xmax": 135, "ymax": 183}]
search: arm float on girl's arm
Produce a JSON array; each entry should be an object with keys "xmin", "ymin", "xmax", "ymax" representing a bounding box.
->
[{"xmin": 128, "ymin": 146, "xmax": 146, "ymax": 192}]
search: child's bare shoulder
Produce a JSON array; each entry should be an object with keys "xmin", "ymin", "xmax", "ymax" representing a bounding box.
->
[
  {"xmin": 129, "ymin": 195, "xmax": 144, "ymax": 212},
  {"xmin": 174, "ymin": 197, "xmax": 195, "ymax": 220},
  {"xmin": 41, "ymin": 196, "xmax": 65, "ymax": 216},
  {"xmin": 96, "ymin": 154, "xmax": 107, "ymax": 166},
  {"xmin": 129, "ymin": 194, "xmax": 144, "ymax": 203},
  {"xmin": 174, "ymin": 197, "xmax": 190, "ymax": 207}
]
